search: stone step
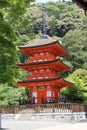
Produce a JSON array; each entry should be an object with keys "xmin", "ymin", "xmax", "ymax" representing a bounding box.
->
[
  {"xmin": 17, "ymin": 113, "xmax": 32, "ymax": 120},
  {"xmin": 2, "ymin": 114, "xmax": 17, "ymax": 120}
]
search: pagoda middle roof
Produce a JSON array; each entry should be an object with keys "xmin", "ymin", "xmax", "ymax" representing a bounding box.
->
[{"xmin": 17, "ymin": 59, "xmax": 71, "ymax": 72}]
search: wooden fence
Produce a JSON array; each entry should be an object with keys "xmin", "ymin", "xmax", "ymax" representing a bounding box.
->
[{"xmin": 0, "ymin": 103, "xmax": 87, "ymax": 114}]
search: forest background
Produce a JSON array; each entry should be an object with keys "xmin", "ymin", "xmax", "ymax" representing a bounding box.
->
[{"xmin": 0, "ymin": 0, "xmax": 87, "ymax": 106}]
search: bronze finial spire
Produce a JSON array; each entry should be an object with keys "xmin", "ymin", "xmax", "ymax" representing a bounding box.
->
[{"xmin": 41, "ymin": 6, "xmax": 48, "ymax": 39}]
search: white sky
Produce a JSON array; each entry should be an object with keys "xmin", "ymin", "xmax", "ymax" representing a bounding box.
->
[
  {"xmin": 36, "ymin": 0, "xmax": 59, "ymax": 3},
  {"xmin": 34, "ymin": 0, "xmax": 71, "ymax": 4}
]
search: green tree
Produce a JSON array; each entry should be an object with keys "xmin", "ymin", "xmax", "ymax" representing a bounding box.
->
[
  {"xmin": 0, "ymin": 0, "xmax": 35, "ymax": 84},
  {"xmin": 0, "ymin": 12, "xmax": 17, "ymax": 84},
  {"xmin": 62, "ymin": 29, "xmax": 87, "ymax": 70},
  {"xmin": 61, "ymin": 69, "xmax": 87, "ymax": 103},
  {"xmin": 0, "ymin": 0, "xmax": 35, "ymax": 106},
  {"xmin": 19, "ymin": 1, "xmax": 87, "ymax": 39},
  {"xmin": 0, "ymin": 83, "xmax": 28, "ymax": 106}
]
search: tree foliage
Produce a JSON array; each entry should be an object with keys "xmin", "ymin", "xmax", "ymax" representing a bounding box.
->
[
  {"xmin": 19, "ymin": 1, "xmax": 87, "ymax": 39},
  {"xmin": 0, "ymin": 0, "xmax": 35, "ymax": 84},
  {"xmin": 62, "ymin": 29, "xmax": 87, "ymax": 70},
  {"xmin": 0, "ymin": 83, "xmax": 28, "ymax": 106},
  {"xmin": 61, "ymin": 69, "xmax": 87, "ymax": 103},
  {"xmin": 0, "ymin": 0, "xmax": 35, "ymax": 105}
]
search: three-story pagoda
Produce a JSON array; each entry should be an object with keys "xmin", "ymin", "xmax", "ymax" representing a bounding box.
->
[{"xmin": 17, "ymin": 7, "xmax": 73, "ymax": 104}]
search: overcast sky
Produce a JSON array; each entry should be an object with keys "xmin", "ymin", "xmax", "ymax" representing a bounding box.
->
[
  {"xmin": 35, "ymin": 0, "xmax": 59, "ymax": 3},
  {"xmin": 34, "ymin": 0, "xmax": 71, "ymax": 4}
]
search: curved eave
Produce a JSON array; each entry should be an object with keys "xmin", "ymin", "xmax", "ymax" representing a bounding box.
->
[
  {"xmin": 17, "ymin": 77, "xmax": 74, "ymax": 88},
  {"xmin": 18, "ymin": 40, "xmax": 58, "ymax": 49},
  {"xmin": 17, "ymin": 59, "xmax": 71, "ymax": 72},
  {"xmin": 18, "ymin": 41, "xmax": 68, "ymax": 56}
]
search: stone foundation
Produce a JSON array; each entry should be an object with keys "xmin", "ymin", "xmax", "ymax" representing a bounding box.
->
[
  {"xmin": 1, "ymin": 112, "xmax": 87, "ymax": 121},
  {"xmin": 31, "ymin": 112, "xmax": 87, "ymax": 121}
]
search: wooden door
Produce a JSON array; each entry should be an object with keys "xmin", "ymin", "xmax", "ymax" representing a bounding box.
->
[{"xmin": 37, "ymin": 86, "xmax": 46, "ymax": 104}]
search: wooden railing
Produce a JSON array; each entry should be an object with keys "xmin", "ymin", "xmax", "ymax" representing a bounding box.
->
[{"xmin": 0, "ymin": 103, "xmax": 87, "ymax": 114}]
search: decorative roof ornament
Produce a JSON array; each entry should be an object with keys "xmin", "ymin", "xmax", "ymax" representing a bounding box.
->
[{"xmin": 41, "ymin": 6, "xmax": 48, "ymax": 39}]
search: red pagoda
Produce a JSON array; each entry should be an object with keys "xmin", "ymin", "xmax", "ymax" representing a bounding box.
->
[{"xmin": 17, "ymin": 7, "xmax": 73, "ymax": 104}]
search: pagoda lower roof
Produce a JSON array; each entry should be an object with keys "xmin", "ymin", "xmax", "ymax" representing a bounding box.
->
[
  {"xmin": 17, "ymin": 59, "xmax": 71, "ymax": 72},
  {"xmin": 17, "ymin": 77, "xmax": 74, "ymax": 88}
]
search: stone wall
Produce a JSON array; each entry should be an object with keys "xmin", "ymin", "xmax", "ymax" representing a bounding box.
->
[{"xmin": 31, "ymin": 112, "xmax": 87, "ymax": 121}]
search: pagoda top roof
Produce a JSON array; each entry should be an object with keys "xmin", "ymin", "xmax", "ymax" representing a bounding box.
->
[{"xmin": 19, "ymin": 37, "xmax": 58, "ymax": 48}]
